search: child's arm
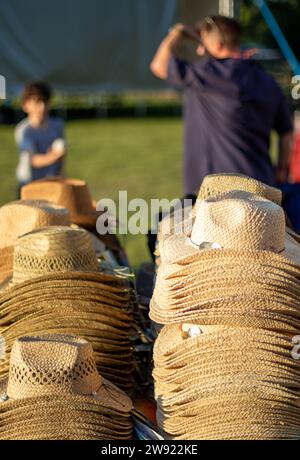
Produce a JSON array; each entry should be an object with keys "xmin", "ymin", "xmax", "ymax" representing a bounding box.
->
[{"xmin": 31, "ymin": 148, "xmax": 65, "ymax": 168}]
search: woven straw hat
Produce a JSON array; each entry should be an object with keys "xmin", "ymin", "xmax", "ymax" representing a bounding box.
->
[
  {"xmin": 0, "ymin": 200, "xmax": 70, "ymax": 285},
  {"xmin": 0, "ymin": 334, "xmax": 133, "ymax": 440},
  {"xmin": 159, "ymin": 191, "xmax": 300, "ymax": 266},
  {"xmin": 158, "ymin": 173, "xmax": 282, "ymax": 241},
  {"xmin": 194, "ymin": 173, "xmax": 282, "ymax": 215},
  {"xmin": 21, "ymin": 177, "xmax": 102, "ymax": 228},
  {"xmin": 0, "ymin": 200, "xmax": 70, "ymax": 249},
  {"xmin": 12, "ymin": 226, "xmax": 99, "ymax": 284}
]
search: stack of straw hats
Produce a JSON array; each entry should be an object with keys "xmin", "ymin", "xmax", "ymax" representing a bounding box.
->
[
  {"xmin": 151, "ymin": 175, "xmax": 300, "ymax": 440},
  {"xmin": 0, "ymin": 200, "xmax": 70, "ymax": 285},
  {"xmin": 0, "ymin": 226, "xmax": 135, "ymax": 395},
  {"xmin": 0, "ymin": 334, "xmax": 133, "ymax": 440},
  {"xmin": 153, "ymin": 324, "xmax": 300, "ymax": 440}
]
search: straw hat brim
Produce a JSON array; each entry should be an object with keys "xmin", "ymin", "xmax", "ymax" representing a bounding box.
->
[
  {"xmin": 0, "ymin": 385, "xmax": 133, "ymax": 439},
  {"xmin": 150, "ymin": 297, "xmax": 300, "ymax": 330},
  {"xmin": 0, "ymin": 234, "xmax": 108, "ymax": 291},
  {"xmin": 0, "ymin": 375, "xmax": 132, "ymax": 413},
  {"xmin": 159, "ymin": 231, "xmax": 300, "ymax": 266},
  {"xmin": 0, "ymin": 271, "xmax": 130, "ymax": 299}
]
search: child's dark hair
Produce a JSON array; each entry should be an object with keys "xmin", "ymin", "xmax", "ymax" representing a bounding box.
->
[{"xmin": 22, "ymin": 81, "xmax": 52, "ymax": 103}]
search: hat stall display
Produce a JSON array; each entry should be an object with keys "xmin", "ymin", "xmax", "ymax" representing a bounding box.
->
[
  {"xmin": 1, "ymin": 170, "xmax": 299, "ymax": 440},
  {"xmin": 0, "ymin": 334, "xmax": 133, "ymax": 440}
]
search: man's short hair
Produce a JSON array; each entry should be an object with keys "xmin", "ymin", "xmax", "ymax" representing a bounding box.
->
[
  {"xmin": 199, "ymin": 15, "xmax": 242, "ymax": 49},
  {"xmin": 22, "ymin": 81, "xmax": 52, "ymax": 103}
]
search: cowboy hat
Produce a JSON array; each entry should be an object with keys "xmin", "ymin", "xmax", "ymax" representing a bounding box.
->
[
  {"xmin": 159, "ymin": 191, "xmax": 300, "ymax": 266},
  {"xmin": 0, "ymin": 334, "xmax": 133, "ymax": 440},
  {"xmin": 158, "ymin": 173, "xmax": 283, "ymax": 241},
  {"xmin": 20, "ymin": 177, "xmax": 128, "ymax": 263},
  {"xmin": 21, "ymin": 177, "xmax": 102, "ymax": 228},
  {"xmin": 0, "ymin": 200, "xmax": 70, "ymax": 285}
]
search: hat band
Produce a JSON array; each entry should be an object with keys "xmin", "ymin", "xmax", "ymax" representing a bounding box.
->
[{"xmin": 190, "ymin": 238, "xmax": 286, "ymax": 255}]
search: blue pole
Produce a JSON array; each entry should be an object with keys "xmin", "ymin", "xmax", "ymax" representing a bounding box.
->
[{"xmin": 255, "ymin": 0, "xmax": 300, "ymax": 76}]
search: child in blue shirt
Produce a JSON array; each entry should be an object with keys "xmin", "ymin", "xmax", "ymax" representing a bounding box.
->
[{"xmin": 15, "ymin": 81, "xmax": 67, "ymax": 193}]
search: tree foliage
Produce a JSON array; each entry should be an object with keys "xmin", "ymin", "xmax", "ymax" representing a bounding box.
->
[{"xmin": 239, "ymin": 0, "xmax": 300, "ymax": 60}]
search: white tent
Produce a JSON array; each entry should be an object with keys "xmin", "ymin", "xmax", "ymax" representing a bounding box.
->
[{"xmin": 0, "ymin": 0, "xmax": 223, "ymax": 95}]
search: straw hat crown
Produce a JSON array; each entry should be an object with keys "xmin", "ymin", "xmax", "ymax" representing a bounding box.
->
[
  {"xmin": 13, "ymin": 226, "xmax": 99, "ymax": 284},
  {"xmin": 198, "ymin": 173, "xmax": 282, "ymax": 205},
  {"xmin": 6, "ymin": 335, "xmax": 103, "ymax": 400},
  {"xmin": 191, "ymin": 190, "xmax": 285, "ymax": 253},
  {"xmin": 0, "ymin": 200, "xmax": 70, "ymax": 249},
  {"xmin": 21, "ymin": 177, "xmax": 97, "ymax": 225},
  {"xmin": 191, "ymin": 174, "xmax": 282, "ymax": 219}
]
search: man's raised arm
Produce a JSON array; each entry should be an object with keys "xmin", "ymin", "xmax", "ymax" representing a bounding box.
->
[{"xmin": 150, "ymin": 25, "xmax": 184, "ymax": 80}]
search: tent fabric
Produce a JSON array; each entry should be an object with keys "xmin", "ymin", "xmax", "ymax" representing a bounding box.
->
[{"xmin": 0, "ymin": 0, "xmax": 178, "ymax": 95}]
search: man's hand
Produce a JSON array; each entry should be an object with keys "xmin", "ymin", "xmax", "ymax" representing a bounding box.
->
[
  {"xmin": 168, "ymin": 23, "xmax": 185, "ymax": 39},
  {"xmin": 150, "ymin": 24, "xmax": 185, "ymax": 80}
]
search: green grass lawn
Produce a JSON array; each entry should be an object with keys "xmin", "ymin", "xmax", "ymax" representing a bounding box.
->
[{"xmin": 0, "ymin": 118, "xmax": 183, "ymax": 268}]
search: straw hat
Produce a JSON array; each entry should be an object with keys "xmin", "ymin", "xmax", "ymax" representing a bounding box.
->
[
  {"xmin": 0, "ymin": 200, "xmax": 70, "ymax": 284},
  {"xmin": 0, "ymin": 200, "xmax": 70, "ymax": 249},
  {"xmin": 0, "ymin": 334, "xmax": 133, "ymax": 440},
  {"xmin": 159, "ymin": 191, "xmax": 300, "ymax": 266},
  {"xmin": 194, "ymin": 173, "xmax": 282, "ymax": 214},
  {"xmin": 20, "ymin": 177, "xmax": 127, "ymax": 263},
  {"xmin": 158, "ymin": 173, "xmax": 282, "ymax": 241},
  {"xmin": 21, "ymin": 177, "xmax": 102, "ymax": 228},
  {"xmin": 12, "ymin": 226, "xmax": 99, "ymax": 284}
]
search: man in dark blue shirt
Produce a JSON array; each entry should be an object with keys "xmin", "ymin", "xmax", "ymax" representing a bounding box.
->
[{"xmin": 150, "ymin": 16, "xmax": 293, "ymax": 195}]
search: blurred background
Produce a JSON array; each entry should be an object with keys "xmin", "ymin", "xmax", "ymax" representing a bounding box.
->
[{"xmin": 0, "ymin": 0, "xmax": 299, "ymax": 267}]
